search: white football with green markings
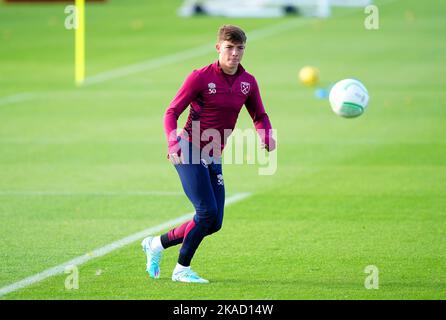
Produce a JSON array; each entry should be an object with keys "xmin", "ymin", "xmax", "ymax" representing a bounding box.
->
[{"xmin": 329, "ymin": 78, "xmax": 369, "ymax": 118}]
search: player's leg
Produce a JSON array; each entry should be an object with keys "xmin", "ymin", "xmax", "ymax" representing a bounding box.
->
[
  {"xmin": 171, "ymin": 162, "xmax": 218, "ymax": 283},
  {"xmin": 145, "ymin": 137, "xmax": 201, "ymax": 251},
  {"xmin": 144, "ymin": 163, "xmax": 223, "ymax": 281},
  {"xmin": 207, "ymin": 162, "xmax": 225, "ymax": 235},
  {"xmin": 160, "ymin": 220, "xmax": 191, "ymax": 248},
  {"xmin": 141, "ymin": 136, "xmax": 193, "ymax": 279},
  {"xmin": 157, "ymin": 162, "xmax": 224, "ymax": 246},
  {"xmin": 142, "ymin": 138, "xmax": 218, "ymax": 282}
]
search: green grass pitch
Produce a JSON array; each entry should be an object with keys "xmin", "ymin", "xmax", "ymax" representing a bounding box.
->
[{"xmin": 0, "ymin": 0, "xmax": 445, "ymax": 299}]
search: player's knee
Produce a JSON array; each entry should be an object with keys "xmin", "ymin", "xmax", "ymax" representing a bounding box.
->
[
  {"xmin": 196, "ymin": 206, "xmax": 218, "ymax": 228},
  {"xmin": 209, "ymin": 220, "xmax": 223, "ymax": 234}
]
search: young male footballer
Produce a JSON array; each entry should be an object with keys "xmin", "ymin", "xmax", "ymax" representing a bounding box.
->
[{"xmin": 141, "ymin": 25, "xmax": 276, "ymax": 283}]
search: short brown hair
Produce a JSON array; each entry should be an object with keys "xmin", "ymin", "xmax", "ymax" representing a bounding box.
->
[{"xmin": 217, "ymin": 25, "xmax": 247, "ymax": 44}]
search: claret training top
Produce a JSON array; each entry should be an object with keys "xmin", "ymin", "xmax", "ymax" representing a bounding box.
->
[{"xmin": 164, "ymin": 60, "xmax": 274, "ymax": 158}]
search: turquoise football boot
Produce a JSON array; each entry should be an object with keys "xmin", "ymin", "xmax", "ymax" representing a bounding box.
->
[
  {"xmin": 171, "ymin": 268, "xmax": 209, "ymax": 284},
  {"xmin": 141, "ymin": 236, "xmax": 162, "ymax": 279}
]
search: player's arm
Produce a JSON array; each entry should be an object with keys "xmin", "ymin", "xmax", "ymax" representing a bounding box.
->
[
  {"xmin": 244, "ymin": 78, "xmax": 276, "ymax": 152},
  {"xmin": 164, "ymin": 70, "xmax": 201, "ymax": 164}
]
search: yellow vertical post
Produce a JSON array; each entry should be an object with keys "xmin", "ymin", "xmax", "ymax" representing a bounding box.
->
[{"xmin": 75, "ymin": 0, "xmax": 85, "ymax": 86}]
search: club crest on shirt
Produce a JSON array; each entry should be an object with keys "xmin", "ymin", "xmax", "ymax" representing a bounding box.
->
[
  {"xmin": 241, "ymin": 82, "xmax": 250, "ymax": 95},
  {"xmin": 208, "ymin": 82, "xmax": 216, "ymax": 94}
]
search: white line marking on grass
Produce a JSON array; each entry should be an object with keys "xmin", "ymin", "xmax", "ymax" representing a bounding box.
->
[
  {"xmin": 0, "ymin": 192, "xmax": 252, "ymax": 297},
  {"xmin": 0, "ymin": 92, "xmax": 35, "ymax": 107},
  {"xmin": 0, "ymin": 20, "xmax": 312, "ymax": 107},
  {"xmin": 0, "ymin": 138, "xmax": 158, "ymax": 144},
  {"xmin": 0, "ymin": 20, "xmax": 305, "ymax": 106},
  {"xmin": 0, "ymin": 191, "xmax": 184, "ymax": 197}
]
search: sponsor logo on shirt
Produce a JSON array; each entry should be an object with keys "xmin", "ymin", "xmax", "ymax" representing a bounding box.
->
[
  {"xmin": 200, "ymin": 159, "xmax": 209, "ymax": 168},
  {"xmin": 241, "ymin": 82, "xmax": 250, "ymax": 95},
  {"xmin": 217, "ymin": 174, "xmax": 224, "ymax": 186},
  {"xmin": 208, "ymin": 82, "xmax": 216, "ymax": 94}
]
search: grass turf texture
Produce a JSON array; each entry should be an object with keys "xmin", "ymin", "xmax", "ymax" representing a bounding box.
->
[{"xmin": 1, "ymin": 0, "xmax": 445, "ymax": 299}]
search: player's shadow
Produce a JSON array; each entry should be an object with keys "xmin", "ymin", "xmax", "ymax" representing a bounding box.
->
[{"xmin": 209, "ymin": 278, "xmax": 305, "ymax": 286}]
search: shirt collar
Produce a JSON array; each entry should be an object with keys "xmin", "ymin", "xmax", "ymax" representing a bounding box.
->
[{"xmin": 213, "ymin": 60, "xmax": 245, "ymax": 76}]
